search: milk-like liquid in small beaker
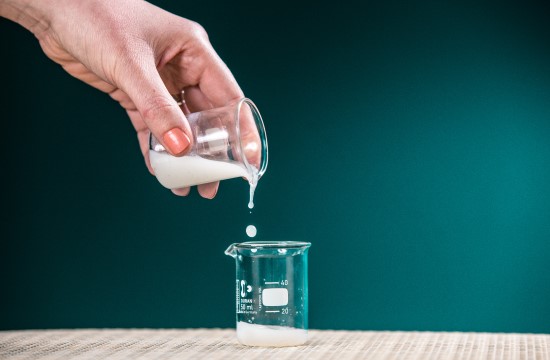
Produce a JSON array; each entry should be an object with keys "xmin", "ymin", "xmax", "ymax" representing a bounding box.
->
[
  {"xmin": 237, "ymin": 322, "xmax": 308, "ymax": 347},
  {"xmin": 150, "ymin": 152, "xmax": 258, "ymax": 206}
]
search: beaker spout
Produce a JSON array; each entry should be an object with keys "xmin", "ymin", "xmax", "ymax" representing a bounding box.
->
[{"xmin": 224, "ymin": 243, "xmax": 238, "ymax": 258}]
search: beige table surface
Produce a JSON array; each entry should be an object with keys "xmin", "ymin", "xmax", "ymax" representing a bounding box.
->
[{"xmin": 0, "ymin": 328, "xmax": 549, "ymax": 359}]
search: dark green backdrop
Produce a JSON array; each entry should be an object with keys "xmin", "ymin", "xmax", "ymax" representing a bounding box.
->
[{"xmin": 2, "ymin": 0, "xmax": 549, "ymax": 333}]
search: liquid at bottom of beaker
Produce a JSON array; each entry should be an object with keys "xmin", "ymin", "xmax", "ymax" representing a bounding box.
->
[{"xmin": 236, "ymin": 321, "xmax": 308, "ymax": 347}]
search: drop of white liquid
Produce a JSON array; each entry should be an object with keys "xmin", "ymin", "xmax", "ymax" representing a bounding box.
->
[{"xmin": 246, "ymin": 225, "xmax": 257, "ymax": 238}]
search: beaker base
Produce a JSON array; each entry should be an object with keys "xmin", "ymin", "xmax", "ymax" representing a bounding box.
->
[{"xmin": 236, "ymin": 321, "xmax": 308, "ymax": 347}]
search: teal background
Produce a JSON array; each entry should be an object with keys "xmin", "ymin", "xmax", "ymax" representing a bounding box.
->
[{"xmin": 1, "ymin": 0, "xmax": 549, "ymax": 333}]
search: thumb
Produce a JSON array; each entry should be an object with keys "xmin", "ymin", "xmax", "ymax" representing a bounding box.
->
[{"xmin": 120, "ymin": 60, "xmax": 192, "ymax": 156}]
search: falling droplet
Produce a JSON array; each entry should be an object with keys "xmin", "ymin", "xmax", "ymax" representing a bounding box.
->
[{"xmin": 246, "ymin": 225, "xmax": 257, "ymax": 238}]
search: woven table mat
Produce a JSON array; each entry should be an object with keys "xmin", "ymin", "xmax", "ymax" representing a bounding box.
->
[{"xmin": 1, "ymin": 328, "xmax": 549, "ymax": 359}]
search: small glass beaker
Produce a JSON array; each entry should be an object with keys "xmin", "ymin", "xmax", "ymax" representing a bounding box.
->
[
  {"xmin": 225, "ymin": 241, "xmax": 311, "ymax": 347},
  {"xmin": 149, "ymin": 98, "xmax": 268, "ymax": 189}
]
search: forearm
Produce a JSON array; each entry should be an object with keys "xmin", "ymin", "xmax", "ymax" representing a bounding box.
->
[{"xmin": 0, "ymin": 0, "xmax": 56, "ymax": 35}]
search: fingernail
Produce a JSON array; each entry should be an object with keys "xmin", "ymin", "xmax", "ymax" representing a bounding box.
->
[
  {"xmin": 163, "ymin": 128, "xmax": 190, "ymax": 155},
  {"xmin": 209, "ymin": 185, "xmax": 219, "ymax": 199}
]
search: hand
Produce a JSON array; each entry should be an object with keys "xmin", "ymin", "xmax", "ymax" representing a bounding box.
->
[{"xmin": 1, "ymin": 0, "xmax": 244, "ymax": 198}]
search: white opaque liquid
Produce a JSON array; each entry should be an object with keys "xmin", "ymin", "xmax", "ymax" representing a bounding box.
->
[
  {"xmin": 150, "ymin": 152, "xmax": 259, "ymax": 208},
  {"xmin": 245, "ymin": 225, "xmax": 257, "ymax": 237},
  {"xmin": 151, "ymin": 151, "xmax": 260, "ymax": 223},
  {"xmin": 150, "ymin": 152, "xmax": 250, "ymax": 189},
  {"xmin": 236, "ymin": 322, "xmax": 308, "ymax": 347}
]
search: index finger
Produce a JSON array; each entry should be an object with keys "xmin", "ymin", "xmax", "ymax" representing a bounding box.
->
[
  {"xmin": 199, "ymin": 49, "xmax": 244, "ymax": 108},
  {"xmin": 197, "ymin": 49, "xmax": 265, "ymax": 172}
]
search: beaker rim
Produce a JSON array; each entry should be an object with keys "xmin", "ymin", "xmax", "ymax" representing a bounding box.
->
[
  {"xmin": 232, "ymin": 241, "xmax": 311, "ymax": 249},
  {"xmin": 236, "ymin": 98, "xmax": 268, "ymax": 180}
]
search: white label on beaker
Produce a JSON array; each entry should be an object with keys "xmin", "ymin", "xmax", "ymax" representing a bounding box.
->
[
  {"xmin": 262, "ymin": 288, "xmax": 288, "ymax": 307},
  {"xmin": 200, "ymin": 127, "xmax": 228, "ymax": 152}
]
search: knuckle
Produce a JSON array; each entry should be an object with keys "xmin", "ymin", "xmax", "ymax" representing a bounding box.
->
[
  {"xmin": 140, "ymin": 95, "xmax": 177, "ymax": 122},
  {"xmin": 187, "ymin": 21, "xmax": 209, "ymax": 41}
]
